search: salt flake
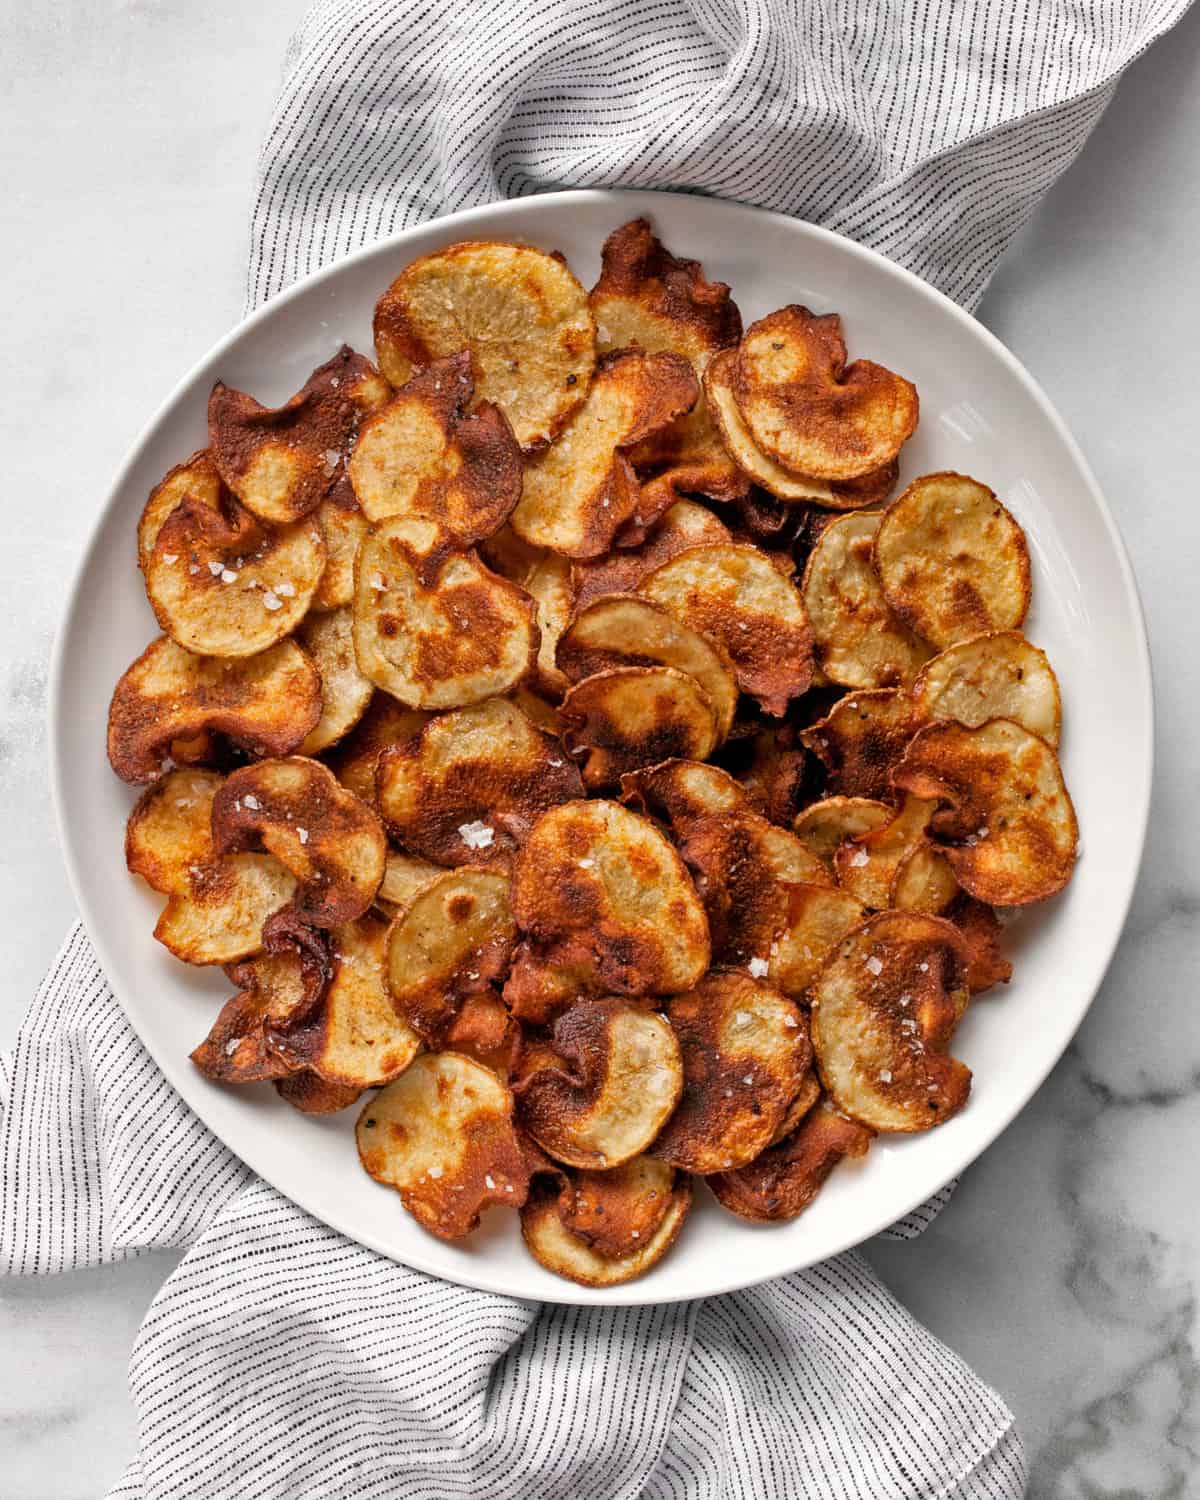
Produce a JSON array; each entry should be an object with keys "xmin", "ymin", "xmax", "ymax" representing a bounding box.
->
[
  {"xmin": 458, "ymin": 820, "xmax": 495, "ymax": 850},
  {"xmin": 865, "ymin": 954, "xmax": 883, "ymax": 976},
  {"xmin": 747, "ymin": 956, "xmax": 769, "ymax": 978}
]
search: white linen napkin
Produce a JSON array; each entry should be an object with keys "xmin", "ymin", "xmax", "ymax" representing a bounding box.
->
[{"xmin": 4, "ymin": 1, "xmax": 1191, "ymax": 1494}]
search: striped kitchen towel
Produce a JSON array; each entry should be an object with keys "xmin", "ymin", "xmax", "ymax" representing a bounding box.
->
[{"xmin": 4, "ymin": 0, "xmax": 1192, "ymax": 1495}]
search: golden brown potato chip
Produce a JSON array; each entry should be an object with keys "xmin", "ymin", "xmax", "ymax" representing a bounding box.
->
[
  {"xmin": 801, "ymin": 512, "xmax": 931, "ymax": 689},
  {"xmin": 521, "ymin": 1167, "xmax": 691, "ymax": 1286},
  {"xmin": 892, "ymin": 718, "xmax": 1078, "ymax": 905},
  {"xmin": 709, "ymin": 1099, "xmax": 873, "ymax": 1221},
  {"xmin": 373, "ymin": 241, "xmax": 594, "ymax": 448},
  {"xmin": 478, "ymin": 522, "xmax": 545, "ymax": 585},
  {"xmin": 349, "ymin": 353, "xmax": 522, "ymax": 543},
  {"xmin": 833, "ymin": 795, "xmax": 937, "ymax": 910},
  {"xmin": 768, "ymin": 883, "xmax": 869, "ymax": 996},
  {"xmin": 888, "ymin": 839, "xmax": 961, "ymax": 915},
  {"xmin": 442, "ymin": 993, "xmax": 522, "ymax": 1077},
  {"xmin": 792, "ymin": 796, "xmax": 894, "ymax": 868},
  {"xmin": 327, "ymin": 694, "xmax": 430, "ymax": 806},
  {"xmin": 108, "ymin": 636, "xmax": 321, "ymax": 785},
  {"xmin": 296, "ymin": 607, "xmax": 374, "ymax": 754},
  {"xmin": 275, "ymin": 1072, "xmax": 363, "ymax": 1114},
  {"xmin": 211, "ymin": 757, "xmax": 387, "ymax": 926},
  {"xmin": 619, "ymin": 758, "xmax": 750, "ymax": 834},
  {"xmin": 639, "ymin": 542, "xmax": 813, "ymax": 715},
  {"xmin": 356, "ymin": 1052, "xmax": 530, "ymax": 1239},
  {"xmin": 386, "ymin": 867, "xmax": 516, "ymax": 1043},
  {"xmin": 209, "ymin": 346, "xmax": 391, "ymax": 523},
  {"xmin": 352, "ymin": 517, "xmax": 538, "ymax": 709},
  {"xmin": 874, "ymin": 474, "xmax": 1031, "ymax": 648},
  {"xmin": 375, "ymin": 849, "xmax": 443, "ymax": 915},
  {"xmin": 510, "ymin": 351, "xmax": 699, "ymax": 558},
  {"xmin": 558, "ymin": 594, "xmax": 738, "ymax": 742},
  {"xmin": 516, "ymin": 998, "xmax": 683, "ymax": 1169},
  {"xmin": 376, "ymin": 697, "xmax": 583, "ymax": 866},
  {"xmin": 312, "ymin": 480, "xmax": 369, "ymax": 611},
  {"xmin": 911, "ymin": 631, "xmax": 1061, "ymax": 746},
  {"xmin": 571, "ymin": 498, "xmax": 730, "ymax": 610},
  {"xmin": 553, "ymin": 1153, "xmax": 678, "ymax": 1259},
  {"xmin": 732, "ymin": 307, "xmax": 918, "ymax": 482},
  {"xmin": 137, "ymin": 449, "xmax": 225, "ymax": 569},
  {"xmin": 892, "ymin": 858, "xmax": 1013, "ymax": 995},
  {"xmin": 510, "ymin": 683, "xmax": 563, "ymax": 736},
  {"xmin": 810, "ymin": 912, "xmax": 971, "ymax": 1133},
  {"xmin": 560, "ymin": 667, "xmax": 719, "ymax": 789},
  {"xmin": 524, "ymin": 553, "xmax": 575, "ymax": 696},
  {"xmin": 800, "ymin": 689, "xmax": 919, "ymax": 800},
  {"xmin": 769, "ymin": 1068, "xmax": 823, "ymax": 1146},
  {"xmin": 653, "ymin": 971, "xmax": 810, "ymax": 1174}
]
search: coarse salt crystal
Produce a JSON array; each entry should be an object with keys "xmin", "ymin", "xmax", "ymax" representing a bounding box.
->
[
  {"xmin": 879, "ymin": 1069, "xmax": 892, "ymax": 1083},
  {"xmin": 548, "ymin": 758, "xmax": 563, "ymax": 767},
  {"xmin": 865, "ymin": 954, "xmax": 883, "ymax": 976},
  {"xmin": 162, "ymin": 553, "xmax": 178, "ymax": 564},
  {"xmin": 243, "ymin": 794, "xmax": 260, "ymax": 811},
  {"xmin": 221, "ymin": 568, "xmax": 239, "ymax": 584},
  {"xmin": 428, "ymin": 1164, "xmax": 443, "ymax": 1179},
  {"xmin": 458, "ymin": 820, "xmax": 495, "ymax": 849},
  {"xmin": 275, "ymin": 581, "xmax": 296, "ymax": 598},
  {"xmin": 370, "ymin": 573, "xmax": 386, "ymax": 591},
  {"xmin": 631, "ymin": 1230, "xmax": 640, "ymax": 1240},
  {"xmin": 977, "ymin": 826, "xmax": 989, "ymax": 838},
  {"xmin": 485, "ymin": 1175, "xmax": 496, "ymax": 1190},
  {"xmin": 849, "ymin": 847, "xmax": 870, "ymax": 867},
  {"xmin": 733, "ymin": 1010, "xmax": 752, "ymax": 1026},
  {"xmin": 919, "ymin": 963, "xmax": 929, "ymax": 973},
  {"xmin": 208, "ymin": 560, "xmax": 224, "ymax": 577},
  {"xmin": 747, "ymin": 956, "xmax": 769, "ymax": 978},
  {"xmin": 188, "ymin": 564, "xmax": 199, "ymax": 575},
  {"xmin": 323, "ymin": 449, "xmax": 341, "ymax": 475},
  {"xmin": 899, "ymin": 993, "xmax": 912, "ymax": 1007},
  {"xmin": 737, "ymin": 621, "xmax": 750, "ymax": 632},
  {"xmin": 783, "ymin": 1015, "xmax": 798, "ymax": 1028},
  {"xmin": 263, "ymin": 591, "xmax": 283, "ymax": 611},
  {"xmin": 742, "ymin": 1075, "xmax": 753, "ymax": 1086},
  {"xmin": 578, "ymin": 858, "xmax": 595, "ymax": 869},
  {"xmin": 724, "ymin": 1088, "xmax": 733, "ymax": 1098},
  {"xmin": 225, "ymin": 1038, "xmax": 241, "ymax": 1057},
  {"xmin": 296, "ymin": 827, "xmax": 309, "ymax": 845}
]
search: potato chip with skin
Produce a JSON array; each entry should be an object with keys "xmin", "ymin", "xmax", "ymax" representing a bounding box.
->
[
  {"xmin": 571, "ymin": 498, "xmax": 730, "ymax": 611},
  {"xmin": 209, "ymin": 346, "xmax": 391, "ymax": 524},
  {"xmin": 352, "ymin": 517, "xmax": 538, "ymax": 709},
  {"xmin": 356, "ymin": 1052, "xmax": 531, "ymax": 1240},
  {"xmin": 911, "ymin": 631, "xmax": 1061, "ymax": 746},
  {"xmin": 769, "ymin": 1068, "xmax": 822, "ymax": 1146},
  {"xmin": 374, "ymin": 848, "xmax": 443, "ymax": 917},
  {"xmin": 443, "ymin": 993, "xmax": 522, "ymax": 1078},
  {"xmin": 510, "ymin": 351, "xmax": 700, "ymax": 558},
  {"xmin": 737, "ymin": 726, "xmax": 811, "ymax": 826},
  {"xmin": 792, "ymin": 796, "xmax": 894, "ymax": 869},
  {"xmin": 376, "ymin": 697, "xmax": 583, "ymax": 867},
  {"xmin": 892, "ymin": 853, "xmax": 1013, "ymax": 994},
  {"xmin": 732, "ymin": 306, "xmax": 918, "ymax": 482},
  {"xmin": 653, "ymin": 971, "xmax": 811, "ymax": 1175},
  {"xmin": 478, "ymin": 522, "xmax": 544, "ymax": 585},
  {"xmin": 311, "ymin": 479, "xmax": 369, "ymax": 612},
  {"xmin": 709, "ymin": 1099, "xmax": 873, "ymax": 1222},
  {"xmin": 639, "ymin": 542, "xmax": 813, "ymax": 715},
  {"xmin": 521, "ymin": 1167, "xmax": 691, "ymax": 1286},
  {"xmin": 892, "ymin": 718, "xmax": 1078, "ymax": 905},
  {"xmin": 137, "ymin": 449, "xmax": 225, "ymax": 569},
  {"xmin": 768, "ymin": 883, "xmax": 868, "ymax": 996},
  {"xmin": 296, "ymin": 607, "xmax": 374, "ymax": 755},
  {"xmin": 810, "ymin": 912, "xmax": 972, "ymax": 1133},
  {"xmin": 874, "ymin": 473, "xmax": 1031, "ymax": 648},
  {"xmin": 560, "ymin": 666, "xmax": 720, "ymax": 789},
  {"xmin": 800, "ymin": 688, "xmax": 920, "ymax": 801},
  {"xmin": 107, "ymin": 636, "xmax": 321, "ymax": 785},
  {"xmin": 554, "ymin": 1153, "xmax": 679, "ymax": 1259},
  {"xmin": 275, "ymin": 1072, "xmax": 363, "ymax": 1114},
  {"xmin": 327, "ymin": 695, "xmax": 430, "ymax": 807},
  {"xmin": 834, "ymin": 795, "xmax": 938, "ymax": 910},
  {"xmin": 349, "ymin": 353, "xmax": 522, "ymax": 543},
  {"xmin": 619, "ymin": 758, "xmax": 750, "ymax": 835},
  {"xmin": 211, "ymin": 756, "xmax": 387, "ymax": 926}
]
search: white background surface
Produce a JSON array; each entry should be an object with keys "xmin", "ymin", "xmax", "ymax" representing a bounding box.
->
[{"xmin": 2, "ymin": 3, "xmax": 1199, "ymax": 1496}]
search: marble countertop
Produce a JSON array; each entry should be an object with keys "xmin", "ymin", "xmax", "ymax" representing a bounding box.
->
[{"xmin": 3, "ymin": 4, "xmax": 1199, "ymax": 1495}]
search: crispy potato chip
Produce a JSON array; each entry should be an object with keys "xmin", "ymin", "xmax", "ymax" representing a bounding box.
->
[
  {"xmin": 516, "ymin": 998, "xmax": 683, "ymax": 1169},
  {"xmin": 478, "ymin": 522, "xmax": 545, "ymax": 584},
  {"xmin": 889, "ymin": 839, "xmax": 961, "ymax": 915},
  {"xmin": 769, "ymin": 1068, "xmax": 822, "ymax": 1146},
  {"xmin": 560, "ymin": 666, "xmax": 719, "ymax": 788},
  {"xmin": 211, "ymin": 756, "xmax": 387, "ymax": 925},
  {"xmin": 376, "ymin": 697, "xmax": 582, "ymax": 866},
  {"xmin": 296, "ymin": 607, "xmax": 374, "ymax": 754},
  {"xmin": 521, "ymin": 1167, "xmax": 691, "ymax": 1286},
  {"xmin": 108, "ymin": 636, "xmax": 321, "ymax": 785},
  {"xmin": 550, "ymin": 1155, "xmax": 677, "ymax": 1261},
  {"xmin": 209, "ymin": 346, "xmax": 391, "ymax": 524},
  {"xmin": 892, "ymin": 718, "xmax": 1078, "ymax": 905},
  {"xmin": 792, "ymin": 796, "xmax": 894, "ymax": 868},
  {"xmin": 352, "ymin": 517, "xmax": 538, "ymax": 709},
  {"xmin": 373, "ymin": 241, "xmax": 594, "ymax": 448},
  {"xmin": 726, "ymin": 485, "xmax": 812, "ymax": 548},
  {"xmin": 137, "ymin": 449, "xmax": 225, "ymax": 569},
  {"xmin": 709, "ymin": 1099, "xmax": 873, "ymax": 1221},
  {"xmin": 510, "ymin": 351, "xmax": 699, "ymax": 558},
  {"xmin": 275, "ymin": 1072, "xmax": 363, "ymax": 1114},
  {"xmin": 349, "ymin": 353, "xmax": 522, "ymax": 543},
  {"xmin": 874, "ymin": 474, "xmax": 1031, "ymax": 647},
  {"xmin": 912, "ymin": 631, "xmax": 1061, "ymax": 746},
  {"xmin": 732, "ymin": 307, "xmax": 918, "ymax": 482},
  {"xmin": 312, "ymin": 480, "xmax": 369, "ymax": 611},
  {"xmin": 572, "ymin": 498, "xmax": 730, "ymax": 610},
  {"xmin": 639, "ymin": 542, "xmax": 813, "ymax": 715},
  {"xmin": 558, "ymin": 594, "xmax": 738, "ymax": 742},
  {"xmin": 619, "ymin": 758, "xmax": 750, "ymax": 834},
  {"xmin": 768, "ymin": 883, "xmax": 869, "ymax": 996},
  {"xmin": 801, "ymin": 512, "xmax": 931, "ymax": 689},
  {"xmin": 737, "ymin": 726, "xmax": 811, "ymax": 826},
  {"xmin": 386, "ymin": 868, "xmax": 516, "ymax": 1043},
  {"xmin": 524, "ymin": 553, "xmax": 575, "ymax": 696},
  {"xmin": 443, "ymin": 993, "xmax": 522, "ymax": 1077},
  {"xmin": 810, "ymin": 912, "xmax": 971, "ymax": 1133},
  {"xmin": 327, "ymin": 694, "xmax": 430, "ymax": 806},
  {"xmin": 892, "ymin": 856, "xmax": 1014, "ymax": 995},
  {"xmin": 356, "ymin": 1052, "xmax": 530, "ymax": 1239},
  {"xmin": 800, "ymin": 689, "xmax": 919, "ymax": 800},
  {"xmin": 833, "ymin": 795, "xmax": 937, "ymax": 909},
  {"xmin": 510, "ymin": 684, "xmax": 563, "ymax": 736},
  {"xmin": 375, "ymin": 849, "xmax": 443, "ymax": 915},
  {"xmin": 653, "ymin": 971, "xmax": 810, "ymax": 1174}
]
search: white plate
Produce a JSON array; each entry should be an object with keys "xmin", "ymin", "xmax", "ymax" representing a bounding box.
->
[{"xmin": 50, "ymin": 189, "xmax": 1152, "ymax": 1305}]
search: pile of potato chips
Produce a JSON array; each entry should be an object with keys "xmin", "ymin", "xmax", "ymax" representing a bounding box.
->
[{"xmin": 107, "ymin": 218, "xmax": 1078, "ymax": 1284}]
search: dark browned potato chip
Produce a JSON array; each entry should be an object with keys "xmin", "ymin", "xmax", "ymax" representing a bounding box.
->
[
  {"xmin": 737, "ymin": 726, "xmax": 810, "ymax": 826},
  {"xmin": 348, "ymin": 353, "xmax": 522, "ymax": 543},
  {"xmin": 874, "ymin": 474, "xmax": 1031, "ymax": 648},
  {"xmin": 521, "ymin": 1166, "xmax": 691, "ymax": 1286},
  {"xmin": 442, "ymin": 993, "xmax": 522, "ymax": 1077},
  {"xmin": 211, "ymin": 756, "xmax": 387, "ymax": 926},
  {"xmin": 572, "ymin": 499, "xmax": 730, "ymax": 610},
  {"xmin": 376, "ymin": 697, "xmax": 583, "ymax": 866},
  {"xmin": 108, "ymin": 636, "xmax": 321, "ymax": 785},
  {"xmin": 312, "ymin": 480, "xmax": 369, "ymax": 611},
  {"xmin": 892, "ymin": 718, "xmax": 1078, "ymax": 905},
  {"xmin": 619, "ymin": 758, "xmax": 750, "ymax": 834},
  {"xmin": 554, "ymin": 1153, "xmax": 678, "ymax": 1259},
  {"xmin": 653, "ymin": 971, "xmax": 810, "ymax": 1174},
  {"xmin": 800, "ymin": 689, "xmax": 920, "ymax": 800},
  {"xmin": 911, "ymin": 631, "xmax": 1061, "ymax": 746},
  {"xmin": 709, "ymin": 1099, "xmax": 873, "ymax": 1222},
  {"xmin": 792, "ymin": 796, "xmax": 894, "ymax": 868},
  {"xmin": 833, "ymin": 795, "xmax": 938, "ymax": 909},
  {"xmin": 810, "ymin": 912, "xmax": 971, "ymax": 1133},
  {"xmin": 356, "ymin": 1052, "xmax": 530, "ymax": 1239},
  {"xmin": 275, "ymin": 1073, "xmax": 363, "ymax": 1114},
  {"xmin": 327, "ymin": 694, "xmax": 430, "ymax": 806},
  {"xmin": 137, "ymin": 449, "xmax": 225, "ymax": 569},
  {"xmin": 732, "ymin": 307, "xmax": 918, "ymax": 482},
  {"xmin": 209, "ymin": 346, "xmax": 391, "ymax": 524},
  {"xmin": 560, "ymin": 667, "xmax": 719, "ymax": 788},
  {"xmin": 296, "ymin": 607, "xmax": 374, "ymax": 754},
  {"xmin": 769, "ymin": 1068, "xmax": 822, "ymax": 1146},
  {"xmin": 893, "ymin": 857, "xmax": 1014, "ymax": 995}
]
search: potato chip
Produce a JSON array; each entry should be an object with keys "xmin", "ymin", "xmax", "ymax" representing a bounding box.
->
[
  {"xmin": 558, "ymin": 594, "xmax": 738, "ymax": 742},
  {"xmin": 510, "ymin": 683, "xmax": 563, "ymax": 736},
  {"xmin": 375, "ymin": 849, "xmax": 443, "ymax": 916},
  {"xmin": 732, "ymin": 307, "xmax": 918, "ymax": 482},
  {"xmin": 352, "ymin": 517, "xmax": 538, "ymax": 709},
  {"xmin": 810, "ymin": 912, "xmax": 971, "ymax": 1133},
  {"xmin": 892, "ymin": 856, "xmax": 1013, "ymax": 995},
  {"xmin": 911, "ymin": 631, "xmax": 1061, "ymax": 746},
  {"xmin": 521, "ymin": 1167, "xmax": 691, "ymax": 1286},
  {"xmin": 515, "ymin": 553, "xmax": 574, "ymax": 698},
  {"xmin": 349, "ymin": 353, "xmax": 522, "ymax": 543},
  {"xmin": 376, "ymin": 697, "xmax": 583, "ymax": 866},
  {"xmin": 442, "ymin": 993, "xmax": 522, "ymax": 1077},
  {"xmin": 792, "ymin": 796, "xmax": 894, "ymax": 868},
  {"xmin": 312, "ymin": 480, "xmax": 369, "ymax": 611},
  {"xmin": 768, "ymin": 1068, "xmax": 822, "ymax": 1146},
  {"xmin": 833, "ymin": 795, "xmax": 937, "ymax": 909},
  {"xmin": 639, "ymin": 542, "xmax": 813, "ymax": 715},
  {"xmin": 326, "ymin": 694, "xmax": 430, "ymax": 806},
  {"xmin": 653, "ymin": 971, "xmax": 810, "ymax": 1174},
  {"xmin": 275, "ymin": 1073, "xmax": 363, "ymax": 1114},
  {"xmin": 892, "ymin": 718, "xmax": 1078, "ymax": 905},
  {"xmin": 296, "ymin": 608, "xmax": 374, "ymax": 754},
  {"xmin": 709, "ymin": 1099, "xmax": 873, "ymax": 1222},
  {"xmin": 209, "ymin": 346, "xmax": 391, "ymax": 524},
  {"xmin": 768, "ymin": 883, "xmax": 869, "ymax": 995},
  {"xmin": 510, "ymin": 351, "xmax": 699, "ymax": 557},
  {"xmin": 800, "ymin": 688, "xmax": 919, "ymax": 800},
  {"xmin": 619, "ymin": 758, "xmax": 750, "ymax": 834},
  {"xmin": 874, "ymin": 473, "xmax": 1031, "ymax": 647},
  {"xmin": 572, "ymin": 498, "xmax": 731, "ymax": 610},
  {"xmin": 373, "ymin": 241, "xmax": 595, "ymax": 448},
  {"xmin": 108, "ymin": 636, "xmax": 321, "ymax": 785},
  {"xmin": 516, "ymin": 998, "xmax": 683, "ymax": 1169},
  {"xmin": 137, "ymin": 449, "xmax": 225, "ymax": 569},
  {"xmin": 548, "ymin": 1154, "xmax": 676, "ymax": 1261},
  {"xmin": 356, "ymin": 1052, "xmax": 530, "ymax": 1239},
  {"xmin": 888, "ymin": 839, "xmax": 961, "ymax": 915},
  {"xmin": 478, "ymin": 522, "xmax": 544, "ymax": 584},
  {"xmin": 386, "ymin": 867, "xmax": 516, "ymax": 1043},
  {"xmin": 560, "ymin": 666, "xmax": 719, "ymax": 788},
  {"xmin": 211, "ymin": 756, "xmax": 387, "ymax": 926},
  {"xmin": 737, "ymin": 726, "xmax": 811, "ymax": 826}
]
